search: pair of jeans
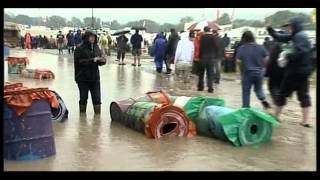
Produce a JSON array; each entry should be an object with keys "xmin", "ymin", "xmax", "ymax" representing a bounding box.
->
[
  {"xmin": 241, "ymin": 71, "xmax": 266, "ymax": 108},
  {"xmin": 77, "ymin": 81, "xmax": 101, "ymax": 105},
  {"xmin": 198, "ymin": 58, "xmax": 214, "ymax": 90}
]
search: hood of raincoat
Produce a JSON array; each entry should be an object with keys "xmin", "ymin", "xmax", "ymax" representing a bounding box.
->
[
  {"xmin": 179, "ymin": 32, "xmax": 189, "ymax": 40},
  {"xmin": 156, "ymin": 32, "xmax": 164, "ymax": 39},
  {"xmin": 284, "ymin": 17, "xmax": 304, "ymax": 35},
  {"xmin": 83, "ymin": 31, "xmax": 98, "ymax": 45}
]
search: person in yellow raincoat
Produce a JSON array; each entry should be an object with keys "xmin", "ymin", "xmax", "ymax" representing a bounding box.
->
[{"xmin": 98, "ymin": 32, "xmax": 109, "ymax": 57}]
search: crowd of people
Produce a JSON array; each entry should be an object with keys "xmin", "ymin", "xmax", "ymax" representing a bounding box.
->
[
  {"xmin": 148, "ymin": 17, "xmax": 314, "ymax": 128},
  {"xmin": 22, "ymin": 28, "xmax": 99, "ymax": 55},
  {"xmin": 19, "ymin": 17, "xmax": 315, "ymax": 127}
]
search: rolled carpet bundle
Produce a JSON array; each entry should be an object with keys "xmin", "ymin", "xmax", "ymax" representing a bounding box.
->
[
  {"xmin": 110, "ymin": 98, "xmax": 137, "ymax": 124},
  {"xmin": 170, "ymin": 96, "xmax": 225, "ymax": 123},
  {"xmin": 199, "ymin": 106, "xmax": 279, "ymax": 146},
  {"xmin": 118, "ymin": 101, "xmax": 196, "ymax": 139}
]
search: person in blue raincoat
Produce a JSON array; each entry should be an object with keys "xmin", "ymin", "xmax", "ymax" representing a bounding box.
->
[
  {"xmin": 150, "ymin": 32, "xmax": 167, "ymax": 73},
  {"xmin": 74, "ymin": 29, "xmax": 82, "ymax": 48}
]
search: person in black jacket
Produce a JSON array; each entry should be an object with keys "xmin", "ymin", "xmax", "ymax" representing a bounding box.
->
[
  {"xmin": 165, "ymin": 28, "xmax": 180, "ymax": 74},
  {"xmin": 264, "ymin": 31, "xmax": 286, "ymax": 108},
  {"xmin": 198, "ymin": 26, "xmax": 220, "ymax": 93},
  {"xmin": 66, "ymin": 30, "xmax": 75, "ymax": 54},
  {"xmin": 116, "ymin": 34, "xmax": 128, "ymax": 65},
  {"xmin": 130, "ymin": 29, "xmax": 143, "ymax": 66},
  {"xmin": 74, "ymin": 30, "xmax": 106, "ymax": 114},
  {"xmin": 267, "ymin": 17, "xmax": 313, "ymax": 127},
  {"xmin": 221, "ymin": 33, "xmax": 230, "ymax": 48}
]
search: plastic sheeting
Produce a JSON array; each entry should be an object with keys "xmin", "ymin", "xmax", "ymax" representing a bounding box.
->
[{"xmin": 4, "ymin": 82, "xmax": 59, "ymax": 116}]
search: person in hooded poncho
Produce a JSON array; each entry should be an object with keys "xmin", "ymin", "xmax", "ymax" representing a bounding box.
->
[
  {"xmin": 74, "ymin": 30, "xmax": 106, "ymax": 114},
  {"xmin": 174, "ymin": 31, "xmax": 195, "ymax": 88},
  {"xmin": 165, "ymin": 28, "xmax": 180, "ymax": 74},
  {"xmin": 267, "ymin": 17, "xmax": 313, "ymax": 128},
  {"xmin": 151, "ymin": 32, "xmax": 167, "ymax": 73},
  {"xmin": 98, "ymin": 32, "xmax": 109, "ymax": 57}
]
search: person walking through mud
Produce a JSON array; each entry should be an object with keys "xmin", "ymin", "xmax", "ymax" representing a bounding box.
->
[
  {"xmin": 192, "ymin": 30, "xmax": 202, "ymax": 75},
  {"xmin": 130, "ymin": 29, "xmax": 143, "ymax": 67},
  {"xmin": 25, "ymin": 32, "xmax": 32, "ymax": 49},
  {"xmin": 174, "ymin": 31, "xmax": 195, "ymax": 89},
  {"xmin": 116, "ymin": 34, "xmax": 128, "ymax": 65},
  {"xmin": 198, "ymin": 26, "xmax": 219, "ymax": 93},
  {"xmin": 74, "ymin": 29, "xmax": 82, "ymax": 48},
  {"xmin": 264, "ymin": 31, "xmax": 286, "ymax": 110},
  {"xmin": 212, "ymin": 30, "xmax": 224, "ymax": 84},
  {"xmin": 67, "ymin": 30, "xmax": 75, "ymax": 54},
  {"xmin": 266, "ymin": 17, "xmax": 313, "ymax": 128},
  {"xmin": 236, "ymin": 30, "xmax": 271, "ymax": 109},
  {"xmin": 150, "ymin": 32, "xmax": 167, "ymax": 73},
  {"xmin": 98, "ymin": 32, "xmax": 109, "ymax": 58},
  {"xmin": 165, "ymin": 28, "xmax": 180, "ymax": 74},
  {"xmin": 57, "ymin": 31, "xmax": 65, "ymax": 55},
  {"xmin": 74, "ymin": 30, "xmax": 106, "ymax": 114}
]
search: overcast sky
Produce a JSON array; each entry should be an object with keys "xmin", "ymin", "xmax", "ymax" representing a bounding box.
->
[{"xmin": 5, "ymin": 8, "xmax": 313, "ymax": 24}]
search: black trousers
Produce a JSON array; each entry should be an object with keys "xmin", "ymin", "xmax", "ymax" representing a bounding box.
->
[
  {"xmin": 198, "ymin": 58, "xmax": 214, "ymax": 90},
  {"xmin": 68, "ymin": 45, "xmax": 74, "ymax": 54},
  {"xmin": 164, "ymin": 55, "xmax": 174, "ymax": 72},
  {"xmin": 77, "ymin": 81, "xmax": 101, "ymax": 105},
  {"xmin": 276, "ymin": 75, "xmax": 311, "ymax": 108},
  {"xmin": 268, "ymin": 76, "xmax": 282, "ymax": 105},
  {"xmin": 191, "ymin": 61, "xmax": 199, "ymax": 75},
  {"xmin": 117, "ymin": 49, "xmax": 126, "ymax": 60}
]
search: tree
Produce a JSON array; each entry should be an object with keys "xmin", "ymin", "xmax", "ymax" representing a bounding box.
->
[
  {"xmin": 32, "ymin": 17, "xmax": 45, "ymax": 26},
  {"xmin": 180, "ymin": 16, "xmax": 194, "ymax": 24},
  {"xmin": 218, "ymin": 13, "xmax": 231, "ymax": 25},
  {"xmin": 160, "ymin": 23, "xmax": 176, "ymax": 32},
  {"xmin": 15, "ymin": 14, "xmax": 32, "ymax": 25},
  {"xmin": 71, "ymin": 17, "xmax": 83, "ymax": 27},
  {"xmin": 250, "ymin": 20, "xmax": 264, "ymax": 27},
  {"xmin": 4, "ymin": 13, "xmax": 15, "ymax": 22},
  {"xmin": 123, "ymin": 19, "xmax": 160, "ymax": 33},
  {"xmin": 83, "ymin": 17, "xmax": 101, "ymax": 29},
  {"xmin": 110, "ymin": 20, "xmax": 121, "ymax": 29},
  {"xmin": 66, "ymin": 21, "xmax": 74, "ymax": 27},
  {"xmin": 176, "ymin": 16, "xmax": 194, "ymax": 31},
  {"xmin": 47, "ymin": 16, "xmax": 66, "ymax": 29},
  {"xmin": 265, "ymin": 10, "xmax": 312, "ymax": 28}
]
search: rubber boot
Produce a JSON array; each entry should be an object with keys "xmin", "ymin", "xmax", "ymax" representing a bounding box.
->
[
  {"xmin": 79, "ymin": 104, "xmax": 87, "ymax": 113},
  {"xmin": 93, "ymin": 105, "xmax": 101, "ymax": 114}
]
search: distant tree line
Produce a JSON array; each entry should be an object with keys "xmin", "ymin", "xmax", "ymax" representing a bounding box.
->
[{"xmin": 4, "ymin": 10, "xmax": 315, "ymax": 32}]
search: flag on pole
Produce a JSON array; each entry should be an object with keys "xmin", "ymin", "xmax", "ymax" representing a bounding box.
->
[
  {"xmin": 230, "ymin": 8, "xmax": 235, "ymax": 23},
  {"xmin": 216, "ymin": 8, "xmax": 220, "ymax": 23}
]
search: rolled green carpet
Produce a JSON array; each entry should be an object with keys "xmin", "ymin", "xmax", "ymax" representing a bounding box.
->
[
  {"xmin": 216, "ymin": 107, "xmax": 280, "ymax": 146},
  {"xmin": 182, "ymin": 96, "xmax": 225, "ymax": 123},
  {"xmin": 198, "ymin": 106, "xmax": 236, "ymax": 140}
]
